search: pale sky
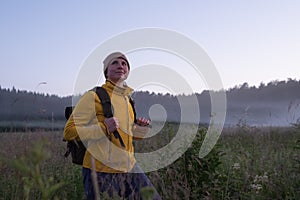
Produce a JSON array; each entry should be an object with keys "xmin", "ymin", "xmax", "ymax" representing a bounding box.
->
[{"xmin": 1, "ymin": 0, "xmax": 299, "ymax": 96}]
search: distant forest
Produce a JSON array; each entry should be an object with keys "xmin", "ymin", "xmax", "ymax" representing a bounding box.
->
[{"xmin": 1, "ymin": 78, "xmax": 300, "ymax": 127}]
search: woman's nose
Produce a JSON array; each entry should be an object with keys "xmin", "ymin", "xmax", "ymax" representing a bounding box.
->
[
  {"xmin": 116, "ymin": 61, "xmax": 122, "ymax": 67},
  {"xmin": 116, "ymin": 63, "xmax": 123, "ymax": 68}
]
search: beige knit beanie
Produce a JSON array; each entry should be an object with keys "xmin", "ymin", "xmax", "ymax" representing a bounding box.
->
[{"xmin": 103, "ymin": 52, "xmax": 130, "ymax": 78}]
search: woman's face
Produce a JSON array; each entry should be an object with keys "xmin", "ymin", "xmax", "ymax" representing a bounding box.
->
[{"xmin": 106, "ymin": 58, "xmax": 129, "ymax": 83}]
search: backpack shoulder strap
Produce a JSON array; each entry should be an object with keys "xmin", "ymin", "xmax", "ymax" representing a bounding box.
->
[
  {"xmin": 128, "ymin": 96, "xmax": 137, "ymax": 123},
  {"xmin": 93, "ymin": 86, "xmax": 125, "ymax": 148},
  {"xmin": 94, "ymin": 87, "xmax": 113, "ymax": 118},
  {"xmin": 65, "ymin": 106, "xmax": 74, "ymax": 120}
]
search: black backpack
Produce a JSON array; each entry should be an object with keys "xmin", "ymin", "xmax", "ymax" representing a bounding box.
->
[{"xmin": 63, "ymin": 86, "xmax": 136, "ymax": 165}]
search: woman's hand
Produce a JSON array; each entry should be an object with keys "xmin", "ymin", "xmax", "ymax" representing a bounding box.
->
[
  {"xmin": 136, "ymin": 117, "xmax": 150, "ymax": 127},
  {"xmin": 104, "ymin": 117, "xmax": 119, "ymax": 132}
]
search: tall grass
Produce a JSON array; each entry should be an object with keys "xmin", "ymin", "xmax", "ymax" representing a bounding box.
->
[
  {"xmin": 219, "ymin": 126, "xmax": 300, "ymax": 199},
  {"xmin": 0, "ymin": 131, "xmax": 84, "ymax": 200},
  {"xmin": 0, "ymin": 123, "xmax": 299, "ymax": 199}
]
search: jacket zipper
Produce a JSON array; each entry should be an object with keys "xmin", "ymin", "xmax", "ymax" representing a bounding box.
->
[{"xmin": 124, "ymin": 95, "xmax": 131, "ymax": 171}]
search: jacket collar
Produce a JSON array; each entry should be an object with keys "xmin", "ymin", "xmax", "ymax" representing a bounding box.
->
[{"xmin": 104, "ymin": 80, "xmax": 133, "ymax": 96}]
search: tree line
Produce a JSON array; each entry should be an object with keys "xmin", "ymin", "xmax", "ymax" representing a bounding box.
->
[{"xmin": 0, "ymin": 78, "xmax": 299, "ymax": 126}]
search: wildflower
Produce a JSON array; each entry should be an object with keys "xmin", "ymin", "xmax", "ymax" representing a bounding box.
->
[
  {"xmin": 253, "ymin": 172, "xmax": 268, "ymax": 183},
  {"xmin": 232, "ymin": 163, "xmax": 240, "ymax": 170},
  {"xmin": 250, "ymin": 183, "xmax": 262, "ymax": 194}
]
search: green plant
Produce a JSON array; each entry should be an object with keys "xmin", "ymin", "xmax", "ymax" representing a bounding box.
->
[
  {"xmin": 6, "ymin": 138, "xmax": 64, "ymax": 200},
  {"xmin": 140, "ymin": 186, "xmax": 156, "ymax": 200},
  {"xmin": 185, "ymin": 128, "xmax": 225, "ymax": 199},
  {"xmin": 149, "ymin": 126, "xmax": 225, "ymax": 199}
]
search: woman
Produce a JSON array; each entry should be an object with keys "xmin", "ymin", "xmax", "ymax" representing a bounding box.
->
[{"xmin": 64, "ymin": 52, "xmax": 161, "ymax": 199}]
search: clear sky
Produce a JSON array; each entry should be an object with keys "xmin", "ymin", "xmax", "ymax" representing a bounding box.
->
[{"xmin": 1, "ymin": 0, "xmax": 299, "ymax": 96}]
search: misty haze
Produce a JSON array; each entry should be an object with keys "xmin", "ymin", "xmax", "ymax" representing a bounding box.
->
[{"xmin": 1, "ymin": 78, "xmax": 299, "ymax": 131}]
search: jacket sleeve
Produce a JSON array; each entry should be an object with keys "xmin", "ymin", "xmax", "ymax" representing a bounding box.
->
[
  {"xmin": 63, "ymin": 91, "xmax": 108, "ymax": 141},
  {"xmin": 132, "ymin": 124, "xmax": 151, "ymax": 140}
]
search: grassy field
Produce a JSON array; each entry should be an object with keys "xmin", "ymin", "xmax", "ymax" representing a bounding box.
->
[{"xmin": 0, "ymin": 123, "xmax": 299, "ymax": 199}]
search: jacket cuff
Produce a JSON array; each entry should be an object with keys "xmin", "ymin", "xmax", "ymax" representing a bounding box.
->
[{"xmin": 132, "ymin": 124, "xmax": 151, "ymax": 140}]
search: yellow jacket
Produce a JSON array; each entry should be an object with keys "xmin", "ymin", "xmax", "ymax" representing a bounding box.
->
[{"xmin": 64, "ymin": 81, "xmax": 149, "ymax": 173}]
